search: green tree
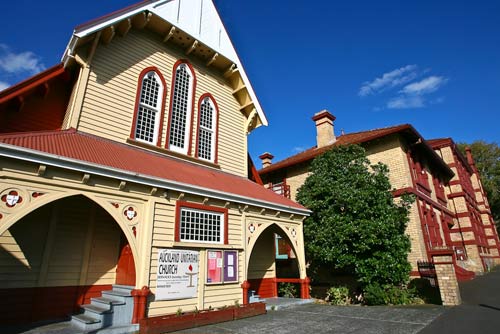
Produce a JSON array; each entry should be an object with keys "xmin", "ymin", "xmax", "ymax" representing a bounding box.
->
[
  {"xmin": 296, "ymin": 145, "xmax": 412, "ymax": 287},
  {"xmin": 457, "ymin": 141, "xmax": 500, "ymax": 227}
]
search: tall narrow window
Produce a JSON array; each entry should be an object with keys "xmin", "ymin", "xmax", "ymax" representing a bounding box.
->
[
  {"xmin": 168, "ymin": 62, "xmax": 195, "ymax": 154},
  {"xmin": 196, "ymin": 95, "xmax": 218, "ymax": 162},
  {"xmin": 133, "ymin": 69, "xmax": 165, "ymax": 145}
]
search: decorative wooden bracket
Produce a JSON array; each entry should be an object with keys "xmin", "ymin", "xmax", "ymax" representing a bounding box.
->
[
  {"xmin": 37, "ymin": 165, "xmax": 47, "ymax": 176},
  {"xmin": 133, "ymin": 12, "xmax": 152, "ymax": 29},
  {"xmin": 117, "ymin": 18, "xmax": 132, "ymax": 37},
  {"xmin": 206, "ymin": 52, "xmax": 218, "ymax": 67},
  {"xmin": 223, "ymin": 64, "xmax": 237, "ymax": 78},
  {"xmin": 102, "ymin": 25, "xmax": 115, "ymax": 44},
  {"xmin": 163, "ymin": 26, "xmax": 176, "ymax": 42},
  {"xmin": 186, "ymin": 40, "xmax": 199, "ymax": 55},
  {"xmin": 119, "ymin": 181, "xmax": 127, "ymax": 190},
  {"xmin": 245, "ymin": 108, "xmax": 258, "ymax": 134},
  {"xmin": 82, "ymin": 173, "xmax": 91, "ymax": 184}
]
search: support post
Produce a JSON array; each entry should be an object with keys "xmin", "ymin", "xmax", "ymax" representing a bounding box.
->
[
  {"xmin": 431, "ymin": 250, "xmax": 461, "ymax": 305},
  {"xmin": 131, "ymin": 286, "xmax": 151, "ymax": 324},
  {"xmin": 272, "ymin": 278, "xmax": 278, "ymax": 297},
  {"xmin": 241, "ymin": 280, "xmax": 250, "ymax": 305},
  {"xmin": 300, "ymin": 277, "xmax": 311, "ymax": 299}
]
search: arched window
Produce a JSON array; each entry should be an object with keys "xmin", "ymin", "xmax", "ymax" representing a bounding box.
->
[
  {"xmin": 196, "ymin": 94, "xmax": 218, "ymax": 163},
  {"xmin": 132, "ymin": 68, "xmax": 165, "ymax": 145},
  {"xmin": 167, "ymin": 61, "xmax": 195, "ymax": 154}
]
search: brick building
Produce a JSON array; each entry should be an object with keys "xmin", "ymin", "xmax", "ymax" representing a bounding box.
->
[
  {"xmin": 429, "ymin": 138, "xmax": 500, "ymax": 271},
  {"xmin": 259, "ymin": 110, "xmax": 500, "ymax": 304}
]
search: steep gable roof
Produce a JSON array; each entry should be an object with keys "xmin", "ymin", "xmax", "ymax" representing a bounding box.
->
[
  {"xmin": 0, "ymin": 129, "xmax": 307, "ymax": 214},
  {"xmin": 259, "ymin": 124, "xmax": 454, "ymax": 180},
  {"xmin": 63, "ymin": 0, "xmax": 267, "ymax": 127}
]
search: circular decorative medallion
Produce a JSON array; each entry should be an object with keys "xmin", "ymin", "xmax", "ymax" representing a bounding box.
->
[
  {"xmin": 248, "ymin": 223, "xmax": 256, "ymax": 233},
  {"xmin": 1, "ymin": 190, "xmax": 23, "ymax": 208},
  {"xmin": 290, "ymin": 228, "xmax": 297, "ymax": 238},
  {"xmin": 124, "ymin": 206, "xmax": 137, "ymax": 221}
]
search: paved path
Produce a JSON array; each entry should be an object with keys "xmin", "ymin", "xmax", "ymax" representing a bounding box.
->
[
  {"xmin": 419, "ymin": 267, "xmax": 500, "ymax": 334},
  {"xmin": 175, "ymin": 303, "xmax": 444, "ymax": 334}
]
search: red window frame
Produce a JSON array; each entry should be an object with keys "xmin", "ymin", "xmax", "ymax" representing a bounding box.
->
[
  {"xmin": 129, "ymin": 67, "xmax": 168, "ymax": 147},
  {"xmin": 195, "ymin": 93, "xmax": 219, "ymax": 164},
  {"xmin": 165, "ymin": 59, "xmax": 197, "ymax": 155}
]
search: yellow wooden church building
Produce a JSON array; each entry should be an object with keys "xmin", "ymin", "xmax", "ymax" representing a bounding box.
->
[{"xmin": 0, "ymin": 1, "xmax": 310, "ymax": 331}]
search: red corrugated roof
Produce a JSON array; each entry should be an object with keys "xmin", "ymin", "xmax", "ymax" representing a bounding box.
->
[
  {"xmin": 0, "ymin": 128, "xmax": 306, "ymax": 211},
  {"xmin": 259, "ymin": 124, "xmax": 412, "ymax": 175},
  {"xmin": 0, "ymin": 64, "xmax": 67, "ymax": 103}
]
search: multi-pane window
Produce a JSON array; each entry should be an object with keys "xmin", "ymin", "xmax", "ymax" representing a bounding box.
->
[
  {"xmin": 179, "ymin": 207, "xmax": 224, "ymax": 244},
  {"xmin": 169, "ymin": 63, "xmax": 193, "ymax": 154},
  {"xmin": 135, "ymin": 71, "xmax": 163, "ymax": 144},
  {"xmin": 197, "ymin": 96, "xmax": 216, "ymax": 162}
]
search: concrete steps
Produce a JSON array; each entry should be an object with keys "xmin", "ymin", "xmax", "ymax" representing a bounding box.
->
[
  {"xmin": 249, "ymin": 290, "xmax": 262, "ymax": 303},
  {"xmin": 71, "ymin": 284, "xmax": 135, "ymax": 332}
]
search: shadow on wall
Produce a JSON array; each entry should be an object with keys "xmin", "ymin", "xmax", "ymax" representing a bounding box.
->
[{"xmin": 0, "ymin": 195, "xmax": 123, "ymax": 324}]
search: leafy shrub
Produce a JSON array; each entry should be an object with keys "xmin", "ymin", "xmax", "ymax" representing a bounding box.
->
[
  {"xmin": 408, "ymin": 278, "xmax": 442, "ymax": 304},
  {"xmin": 278, "ymin": 282, "xmax": 298, "ymax": 298},
  {"xmin": 364, "ymin": 284, "xmax": 418, "ymax": 305},
  {"xmin": 296, "ymin": 145, "xmax": 413, "ymax": 289},
  {"xmin": 326, "ymin": 286, "xmax": 351, "ymax": 305},
  {"xmin": 363, "ymin": 284, "xmax": 387, "ymax": 305}
]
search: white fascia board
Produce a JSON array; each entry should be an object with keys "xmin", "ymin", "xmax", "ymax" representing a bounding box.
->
[{"xmin": 0, "ymin": 143, "xmax": 309, "ymax": 216}]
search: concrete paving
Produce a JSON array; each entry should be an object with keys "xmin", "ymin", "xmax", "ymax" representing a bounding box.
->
[
  {"xmin": 419, "ymin": 267, "xmax": 500, "ymax": 334},
  {"xmin": 7, "ymin": 268, "xmax": 500, "ymax": 334},
  {"xmin": 174, "ymin": 303, "xmax": 445, "ymax": 334}
]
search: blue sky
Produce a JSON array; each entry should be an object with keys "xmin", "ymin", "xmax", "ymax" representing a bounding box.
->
[{"xmin": 1, "ymin": 0, "xmax": 499, "ymax": 164}]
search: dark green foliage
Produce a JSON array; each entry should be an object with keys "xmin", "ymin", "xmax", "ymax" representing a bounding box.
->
[
  {"xmin": 364, "ymin": 284, "xmax": 417, "ymax": 306},
  {"xmin": 457, "ymin": 141, "xmax": 500, "ymax": 230},
  {"xmin": 296, "ymin": 145, "xmax": 413, "ymax": 288},
  {"xmin": 326, "ymin": 286, "xmax": 351, "ymax": 305},
  {"xmin": 278, "ymin": 282, "xmax": 298, "ymax": 298},
  {"xmin": 408, "ymin": 278, "xmax": 442, "ymax": 305}
]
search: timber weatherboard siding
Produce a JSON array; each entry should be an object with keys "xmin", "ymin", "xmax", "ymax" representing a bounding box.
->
[{"xmin": 76, "ymin": 29, "xmax": 247, "ymax": 177}]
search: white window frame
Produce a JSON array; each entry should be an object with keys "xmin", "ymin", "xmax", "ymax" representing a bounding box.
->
[
  {"xmin": 179, "ymin": 207, "xmax": 225, "ymax": 244},
  {"xmin": 169, "ymin": 63, "xmax": 194, "ymax": 154},
  {"xmin": 197, "ymin": 97, "xmax": 217, "ymax": 162},
  {"xmin": 134, "ymin": 71, "xmax": 163, "ymax": 144}
]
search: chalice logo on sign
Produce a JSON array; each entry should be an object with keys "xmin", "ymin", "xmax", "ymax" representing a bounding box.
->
[{"xmin": 186, "ymin": 264, "xmax": 198, "ymax": 288}]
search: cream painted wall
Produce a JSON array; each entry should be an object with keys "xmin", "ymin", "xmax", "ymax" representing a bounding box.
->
[{"xmin": 76, "ymin": 29, "xmax": 247, "ymax": 177}]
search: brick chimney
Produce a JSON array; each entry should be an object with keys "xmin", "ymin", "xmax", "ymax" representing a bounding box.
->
[
  {"xmin": 312, "ymin": 110, "xmax": 336, "ymax": 148},
  {"xmin": 259, "ymin": 152, "xmax": 274, "ymax": 168}
]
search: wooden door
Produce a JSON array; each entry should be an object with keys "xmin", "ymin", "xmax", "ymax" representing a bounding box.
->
[{"xmin": 116, "ymin": 235, "xmax": 136, "ymax": 286}]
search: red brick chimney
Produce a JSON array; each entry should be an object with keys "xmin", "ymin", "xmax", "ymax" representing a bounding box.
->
[{"xmin": 312, "ymin": 110, "xmax": 336, "ymax": 148}]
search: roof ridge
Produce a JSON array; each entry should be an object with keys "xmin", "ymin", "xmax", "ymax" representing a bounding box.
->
[
  {"xmin": 262, "ymin": 123, "xmax": 411, "ymax": 169},
  {"xmin": 340, "ymin": 123, "xmax": 410, "ymax": 137}
]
